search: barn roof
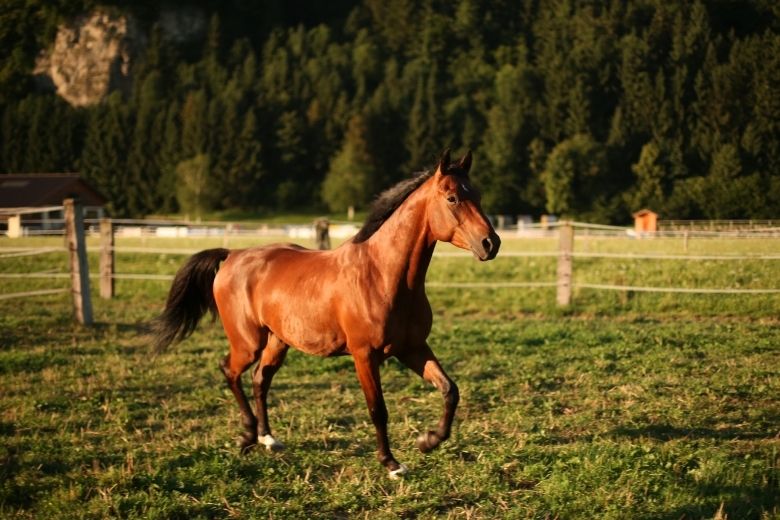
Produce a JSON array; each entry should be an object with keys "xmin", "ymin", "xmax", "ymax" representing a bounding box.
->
[
  {"xmin": 0, "ymin": 173, "xmax": 107, "ymax": 209},
  {"xmin": 632, "ymin": 208, "xmax": 658, "ymax": 218}
]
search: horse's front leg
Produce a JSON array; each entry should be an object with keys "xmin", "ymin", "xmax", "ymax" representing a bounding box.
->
[
  {"xmin": 352, "ymin": 348, "xmax": 407, "ymax": 479},
  {"xmin": 396, "ymin": 343, "xmax": 459, "ymax": 453}
]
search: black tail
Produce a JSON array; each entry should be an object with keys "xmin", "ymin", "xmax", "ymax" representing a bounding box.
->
[{"xmin": 152, "ymin": 248, "xmax": 230, "ymax": 351}]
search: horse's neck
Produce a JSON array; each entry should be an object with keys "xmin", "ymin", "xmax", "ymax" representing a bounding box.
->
[{"xmin": 364, "ymin": 188, "xmax": 435, "ymax": 293}]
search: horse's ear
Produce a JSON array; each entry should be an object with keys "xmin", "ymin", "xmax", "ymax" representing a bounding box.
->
[
  {"xmin": 458, "ymin": 150, "xmax": 473, "ymax": 175},
  {"xmin": 437, "ymin": 148, "xmax": 451, "ymax": 174}
]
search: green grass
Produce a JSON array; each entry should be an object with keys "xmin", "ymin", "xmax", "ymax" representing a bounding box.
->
[{"xmin": 1, "ymin": 235, "xmax": 779, "ymax": 518}]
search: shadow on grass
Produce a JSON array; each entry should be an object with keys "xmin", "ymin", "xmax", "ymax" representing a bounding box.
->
[
  {"xmin": 0, "ymin": 421, "xmax": 15, "ymax": 437},
  {"xmin": 92, "ymin": 320, "xmax": 152, "ymax": 335},
  {"xmin": 0, "ymin": 350, "xmax": 70, "ymax": 375},
  {"xmin": 0, "ymin": 443, "xmax": 116, "ymax": 510},
  {"xmin": 610, "ymin": 423, "xmax": 779, "ymax": 441},
  {"xmin": 2, "ymin": 310, "xmax": 150, "ymax": 341},
  {"xmin": 655, "ymin": 483, "xmax": 778, "ymax": 520},
  {"xmin": 294, "ymin": 436, "xmax": 358, "ymax": 454}
]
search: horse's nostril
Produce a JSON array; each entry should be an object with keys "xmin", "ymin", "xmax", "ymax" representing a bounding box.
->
[{"xmin": 482, "ymin": 237, "xmax": 492, "ymax": 253}]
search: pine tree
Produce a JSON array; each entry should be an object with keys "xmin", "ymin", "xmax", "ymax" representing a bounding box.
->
[
  {"xmin": 616, "ymin": 34, "xmax": 654, "ymax": 139},
  {"xmin": 322, "ymin": 115, "xmax": 377, "ymax": 213},
  {"xmin": 203, "ymin": 13, "xmax": 228, "ymax": 94},
  {"xmin": 79, "ymin": 94, "xmax": 130, "ymax": 216},
  {"xmin": 1, "ymin": 0, "xmax": 776, "ymax": 222},
  {"xmin": 207, "ymin": 93, "xmax": 231, "ymax": 208},
  {"xmin": 479, "ymin": 63, "xmax": 529, "ymax": 213},
  {"xmin": 625, "ymin": 141, "xmax": 666, "ymax": 212},
  {"xmin": 566, "ymin": 78, "xmax": 591, "ymax": 137},
  {"xmin": 698, "ymin": 143, "xmax": 759, "ymax": 218},
  {"xmin": 541, "ymin": 134, "xmax": 607, "ymax": 217},
  {"xmin": 1, "ymin": 104, "xmax": 23, "ymax": 172},
  {"xmin": 180, "ymin": 89, "xmax": 208, "ymax": 159},
  {"xmin": 405, "ymin": 72, "xmax": 429, "ymax": 170},
  {"xmin": 126, "ymin": 71, "xmax": 164, "ymax": 216},
  {"xmin": 404, "ymin": 60, "xmax": 442, "ymax": 171},
  {"xmin": 157, "ymin": 101, "xmax": 182, "ymax": 213},
  {"xmin": 175, "ymin": 154, "xmax": 216, "ymax": 220},
  {"xmin": 225, "ymin": 110, "xmax": 264, "ymax": 209},
  {"xmin": 48, "ymin": 99, "xmax": 83, "ymax": 173},
  {"xmin": 365, "ymin": 68, "xmax": 408, "ymax": 184},
  {"xmin": 352, "ymin": 29, "xmax": 381, "ymax": 105},
  {"xmin": 274, "ymin": 110, "xmax": 310, "ymax": 207},
  {"xmin": 23, "ymin": 96, "xmax": 54, "ymax": 172}
]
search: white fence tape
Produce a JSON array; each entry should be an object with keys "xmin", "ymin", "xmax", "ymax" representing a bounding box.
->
[
  {"xmin": 0, "ymin": 247, "xmax": 67, "ymax": 259},
  {"xmin": 4, "ymin": 272, "xmax": 775, "ymax": 295},
  {"xmin": 0, "ymin": 288, "xmax": 68, "ymax": 300},
  {"xmin": 575, "ymin": 283, "xmax": 780, "ymax": 294},
  {"xmin": 2, "ymin": 231, "xmax": 780, "ymax": 298}
]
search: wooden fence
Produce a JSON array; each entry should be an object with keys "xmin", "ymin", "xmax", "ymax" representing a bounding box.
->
[
  {"xmin": 2, "ymin": 216, "xmax": 780, "ymax": 326},
  {"xmin": 0, "ymin": 199, "xmax": 93, "ymax": 324},
  {"xmin": 658, "ymin": 219, "xmax": 780, "ymax": 232}
]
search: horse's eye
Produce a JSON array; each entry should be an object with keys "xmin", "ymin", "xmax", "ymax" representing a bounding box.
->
[{"xmin": 447, "ymin": 195, "xmax": 458, "ymax": 205}]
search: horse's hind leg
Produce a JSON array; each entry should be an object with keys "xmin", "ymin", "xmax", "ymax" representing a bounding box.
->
[
  {"xmin": 396, "ymin": 343, "xmax": 459, "ymax": 453},
  {"xmin": 252, "ymin": 334, "xmax": 288, "ymax": 451},
  {"xmin": 219, "ymin": 328, "xmax": 266, "ymax": 453}
]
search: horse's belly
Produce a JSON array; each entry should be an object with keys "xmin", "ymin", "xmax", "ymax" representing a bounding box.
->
[{"xmin": 260, "ymin": 299, "xmax": 347, "ymax": 357}]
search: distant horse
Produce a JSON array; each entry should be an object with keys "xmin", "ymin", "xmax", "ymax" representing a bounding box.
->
[{"xmin": 153, "ymin": 150, "xmax": 500, "ymax": 478}]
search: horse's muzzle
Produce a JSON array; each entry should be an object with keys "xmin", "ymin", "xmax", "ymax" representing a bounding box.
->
[{"xmin": 474, "ymin": 232, "xmax": 501, "ymax": 261}]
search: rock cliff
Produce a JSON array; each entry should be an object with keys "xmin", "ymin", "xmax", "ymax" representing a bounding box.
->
[
  {"xmin": 34, "ymin": 11, "xmax": 140, "ymax": 107},
  {"xmin": 33, "ymin": 8, "xmax": 205, "ymax": 107}
]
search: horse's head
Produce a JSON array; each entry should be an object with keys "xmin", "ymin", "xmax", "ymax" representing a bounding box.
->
[{"xmin": 427, "ymin": 150, "xmax": 500, "ymax": 261}]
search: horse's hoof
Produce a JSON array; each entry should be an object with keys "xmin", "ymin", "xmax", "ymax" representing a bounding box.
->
[
  {"xmin": 258, "ymin": 434, "xmax": 285, "ymax": 452},
  {"xmin": 388, "ymin": 464, "xmax": 408, "ymax": 480},
  {"xmin": 415, "ymin": 431, "xmax": 438, "ymax": 453},
  {"xmin": 239, "ymin": 440, "xmax": 257, "ymax": 454}
]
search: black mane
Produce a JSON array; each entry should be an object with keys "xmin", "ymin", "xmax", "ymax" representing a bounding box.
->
[{"xmin": 353, "ymin": 170, "xmax": 435, "ymax": 243}]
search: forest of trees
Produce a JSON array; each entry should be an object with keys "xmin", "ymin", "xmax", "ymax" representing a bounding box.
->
[{"xmin": 1, "ymin": 0, "xmax": 779, "ymax": 222}]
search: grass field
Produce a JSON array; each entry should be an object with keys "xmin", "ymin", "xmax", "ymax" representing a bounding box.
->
[{"xmin": 1, "ymin": 234, "xmax": 779, "ymax": 518}]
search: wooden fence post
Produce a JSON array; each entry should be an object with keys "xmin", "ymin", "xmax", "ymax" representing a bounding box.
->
[
  {"xmin": 99, "ymin": 218, "xmax": 114, "ymax": 299},
  {"xmin": 556, "ymin": 221, "xmax": 574, "ymax": 306},
  {"xmin": 315, "ymin": 218, "xmax": 331, "ymax": 250},
  {"xmin": 223, "ymin": 223, "xmax": 231, "ymax": 248},
  {"xmin": 64, "ymin": 199, "xmax": 93, "ymax": 325},
  {"xmin": 7, "ymin": 214, "xmax": 21, "ymax": 238}
]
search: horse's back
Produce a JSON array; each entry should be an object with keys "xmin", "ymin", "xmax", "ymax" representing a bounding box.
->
[
  {"xmin": 219, "ymin": 242, "xmax": 323, "ymax": 273},
  {"xmin": 215, "ymin": 243, "xmax": 339, "ymax": 304}
]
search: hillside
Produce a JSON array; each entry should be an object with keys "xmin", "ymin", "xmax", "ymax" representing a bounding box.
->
[{"xmin": 1, "ymin": 0, "xmax": 779, "ymax": 221}]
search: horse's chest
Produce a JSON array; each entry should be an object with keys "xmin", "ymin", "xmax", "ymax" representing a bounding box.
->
[{"xmin": 365, "ymin": 294, "xmax": 433, "ymax": 350}]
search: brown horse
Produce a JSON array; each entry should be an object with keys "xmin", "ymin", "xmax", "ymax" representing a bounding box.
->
[{"xmin": 153, "ymin": 150, "xmax": 500, "ymax": 478}]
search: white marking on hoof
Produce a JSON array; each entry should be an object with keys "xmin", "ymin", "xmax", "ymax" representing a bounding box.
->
[
  {"xmin": 388, "ymin": 464, "xmax": 408, "ymax": 480},
  {"xmin": 258, "ymin": 434, "xmax": 284, "ymax": 451},
  {"xmin": 416, "ymin": 431, "xmax": 438, "ymax": 453}
]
